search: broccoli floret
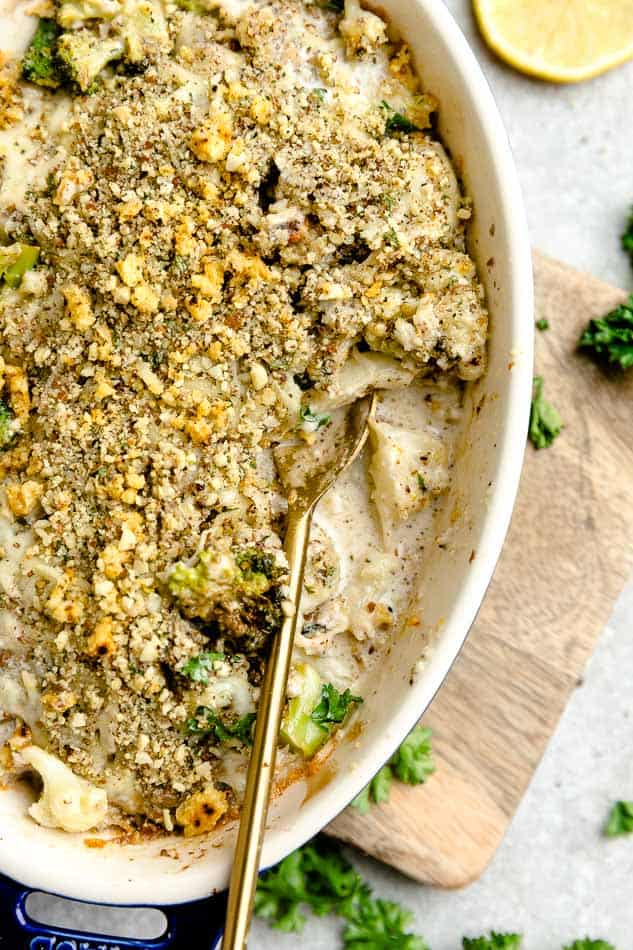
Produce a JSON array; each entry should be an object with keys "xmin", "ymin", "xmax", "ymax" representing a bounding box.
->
[
  {"xmin": 168, "ymin": 547, "xmax": 284, "ymax": 651},
  {"xmin": 0, "ymin": 244, "xmax": 40, "ymax": 288},
  {"xmin": 21, "ymin": 19, "xmax": 64, "ymax": 89},
  {"xmin": 0, "ymin": 402, "xmax": 20, "ymax": 449},
  {"xmin": 234, "ymin": 548, "xmax": 277, "ymax": 594},
  {"xmin": 56, "ymin": 30, "xmax": 124, "ymax": 92},
  {"xmin": 280, "ymin": 664, "xmax": 327, "ymax": 757},
  {"xmin": 281, "ymin": 667, "xmax": 362, "ymax": 758}
]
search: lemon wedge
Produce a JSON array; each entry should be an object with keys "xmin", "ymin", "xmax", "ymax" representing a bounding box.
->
[{"xmin": 473, "ymin": 0, "xmax": 633, "ymax": 83}]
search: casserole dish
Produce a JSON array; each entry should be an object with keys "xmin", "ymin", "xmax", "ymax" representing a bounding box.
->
[{"xmin": 0, "ymin": 0, "xmax": 533, "ymax": 945}]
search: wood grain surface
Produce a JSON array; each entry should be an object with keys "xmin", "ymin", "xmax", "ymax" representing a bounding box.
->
[{"xmin": 327, "ymin": 251, "xmax": 633, "ymax": 888}]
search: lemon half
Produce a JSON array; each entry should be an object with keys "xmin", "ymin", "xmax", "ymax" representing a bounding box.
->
[{"xmin": 473, "ymin": 0, "xmax": 633, "ymax": 83}]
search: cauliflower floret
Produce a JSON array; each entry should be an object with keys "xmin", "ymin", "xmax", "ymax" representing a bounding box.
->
[
  {"xmin": 175, "ymin": 785, "xmax": 228, "ymax": 837},
  {"xmin": 120, "ymin": 0, "xmax": 169, "ymax": 63},
  {"xmin": 339, "ymin": 0, "xmax": 387, "ymax": 56},
  {"xmin": 368, "ymin": 418, "xmax": 450, "ymax": 533},
  {"xmin": 365, "ymin": 281, "xmax": 488, "ymax": 381},
  {"xmin": 21, "ymin": 745, "xmax": 107, "ymax": 833},
  {"xmin": 56, "ymin": 0, "xmax": 168, "ymax": 88},
  {"xmin": 310, "ymin": 350, "xmax": 416, "ymax": 413},
  {"xmin": 57, "ymin": 31, "xmax": 124, "ymax": 92}
]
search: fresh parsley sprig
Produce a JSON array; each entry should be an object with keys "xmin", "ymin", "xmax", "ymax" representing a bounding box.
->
[
  {"xmin": 343, "ymin": 897, "xmax": 428, "ymax": 949},
  {"xmin": 352, "ymin": 725, "xmax": 435, "ymax": 813},
  {"xmin": 578, "ymin": 296, "xmax": 633, "ymax": 371},
  {"xmin": 179, "ymin": 652, "xmax": 224, "ymax": 684},
  {"xmin": 255, "ymin": 837, "xmax": 428, "ymax": 947},
  {"xmin": 604, "ymin": 800, "xmax": 633, "ymax": 837},
  {"xmin": 186, "ymin": 706, "xmax": 255, "ymax": 745},
  {"xmin": 463, "ymin": 934, "xmax": 522, "ymax": 950},
  {"xmin": 529, "ymin": 375, "xmax": 562, "ymax": 449},
  {"xmin": 311, "ymin": 684, "xmax": 363, "ymax": 728}
]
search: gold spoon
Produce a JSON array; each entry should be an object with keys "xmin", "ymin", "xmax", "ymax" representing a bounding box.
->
[{"xmin": 222, "ymin": 391, "xmax": 377, "ymax": 949}]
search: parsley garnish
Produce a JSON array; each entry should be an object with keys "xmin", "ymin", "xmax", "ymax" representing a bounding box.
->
[
  {"xmin": 417, "ymin": 474, "xmax": 426, "ymax": 491},
  {"xmin": 0, "ymin": 400, "xmax": 18, "ymax": 449},
  {"xmin": 180, "ymin": 652, "xmax": 224, "ymax": 684},
  {"xmin": 578, "ymin": 296, "xmax": 633, "ymax": 370},
  {"xmin": 312, "ymin": 87, "xmax": 327, "ymax": 103},
  {"xmin": 300, "ymin": 406, "xmax": 332, "ymax": 432},
  {"xmin": 604, "ymin": 800, "xmax": 633, "ymax": 837},
  {"xmin": 172, "ymin": 254, "xmax": 189, "ymax": 275},
  {"xmin": 463, "ymin": 934, "xmax": 522, "ymax": 950},
  {"xmin": 255, "ymin": 837, "xmax": 428, "ymax": 947},
  {"xmin": 535, "ymin": 318, "xmax": 549, "ymax": 331},
  {"xmin": 381, "ymin": 100, "xmax": 421, "ymax": 135},
  {"xmin": 343, "ymin": 898, "xmax": 428, "ymax": 949},
  {"xmin": 562, "ymin": 942, "xmax": 616, "ymax": 950},
  {"xmin": 352, "ymin": 726, "xmax": 435, "ymax": 813},
  {"xmin": 621, "ymin": 206, "xmax": 633, "ymax": 263},
  {"xmin": 311, "ymin": 684, "xmax": 363, "ymax": 728},
  {"xmin": 186, "ymin": 706, "xmax": 255, "ymax": 745},
  {"xmin": 528, "ymin": 375, "xmax": 562, "ymax": 449},
  {"xmin": 383, "ymin": 227, "xmax": 400, "ymax": 247}
]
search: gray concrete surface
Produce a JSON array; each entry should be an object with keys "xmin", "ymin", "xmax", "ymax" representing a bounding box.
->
[{"xmin": 27, "ymin": 0, "xmax": 633, "ymax": 945}]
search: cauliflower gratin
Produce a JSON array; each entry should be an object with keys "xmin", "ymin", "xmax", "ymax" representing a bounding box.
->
[{"xmin": 0, "ymin": 0, "xmax": 487, "ymax": 837}]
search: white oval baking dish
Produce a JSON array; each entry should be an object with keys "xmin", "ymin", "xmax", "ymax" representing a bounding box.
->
[{"xmin": 0, "ymin": 0, "xmax": 533, "ymax": 944}]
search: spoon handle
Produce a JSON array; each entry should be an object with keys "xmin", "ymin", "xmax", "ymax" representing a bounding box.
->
[{"xmin": 223, "ymin": 504, "xmax": 313, "ymax": 949}]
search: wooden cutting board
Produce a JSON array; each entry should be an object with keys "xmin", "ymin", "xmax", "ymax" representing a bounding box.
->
[{"xmin": 327, "ymin": 250, "xmax": 633, "ymax": 888}]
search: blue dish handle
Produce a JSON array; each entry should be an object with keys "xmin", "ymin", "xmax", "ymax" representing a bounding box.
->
[{"xmin": 0, "ymin": 873, "xmax": 225, "ymax": 949}]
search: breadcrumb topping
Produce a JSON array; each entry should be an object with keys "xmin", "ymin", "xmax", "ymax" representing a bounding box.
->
[{"xmin": 0, "ymin": 0, "xmax": 487, "ymax": 831}]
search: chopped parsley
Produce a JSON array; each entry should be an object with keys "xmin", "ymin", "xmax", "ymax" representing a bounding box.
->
[
  {"xmin": 311, "ymin": 684, "xmax": 363, "ymax": 728},
  {"xmin": 604, "ymin": 800, "xmax": 633, "ymax": 837},
  {"xmin": 172, "ymin": 254, "xmax": 189, "ymax": 275},
  {"xmin": 255, "ymin": 836, "xmax": 428, "ymax": 948},
  {"xmin": 179, "ymin": 652, "xmax": 224, "ymax": 684},
  {"xmin": 578, "ymin": 296, "xmax": 633, "ymax": 370},
  {"xmin": 535, "ymin": 318, "xmax": 549, "ymax": 331},
  {"xmin": 463, "ymin": 934, "xmax": 522, "ymax": 950},
  {"xmin": 0, "ymin": 401, "xmax": 18, "ymax": 449},
  {"xmin": 300, "ymin": 406, "xmax": 332, "ymax": 432},
  {"xmin": 383, "ymin": 227, "xmax": 400, "ymax": 247},
  {"xmin": 352, "ymin": 726, "xmax": 435, "ymax": 813},
  {"xmin": 417, "ymin": 474, "xmax": 426, "ymax": 491},
  {"xmin": 528, "ymin": 375, "xmax": 562, "ymax": 449},
  {"xmin": 312, "ymin": 87, "xmax": 327, "ymax": 103},
  {"xmin": 381, "ymin": 101, "xmax": 421, "ymax": 135},
  {"xmin": 186, "ymin": 706, "xmax": 256, "ymax": 745}
]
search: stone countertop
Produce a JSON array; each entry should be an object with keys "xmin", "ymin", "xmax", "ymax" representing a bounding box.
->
[{"xmin": 28, "ymin": 0, "xmax": 633, "ymax": 945}]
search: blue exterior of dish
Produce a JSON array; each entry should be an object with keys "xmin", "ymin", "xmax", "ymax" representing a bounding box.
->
[{"xmin": 0, "ymin": 873, "xmax": 225, "ymax": 949}]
